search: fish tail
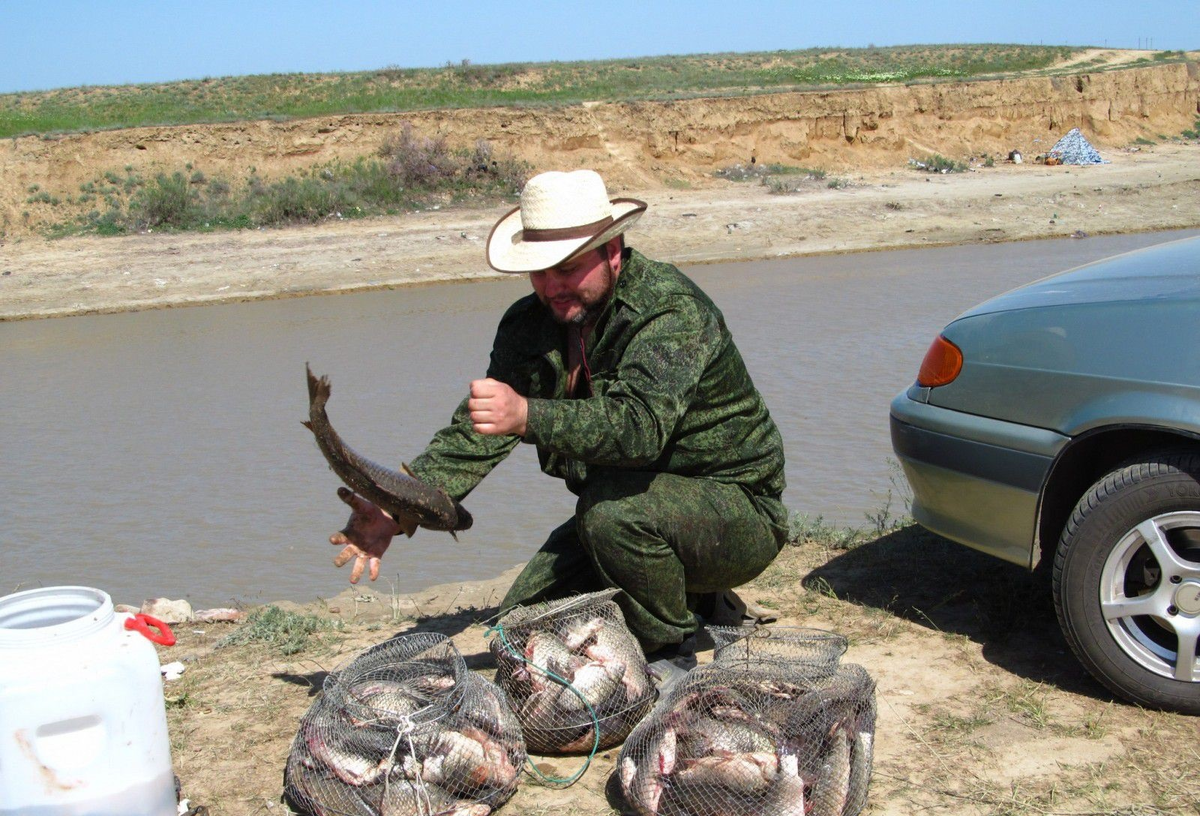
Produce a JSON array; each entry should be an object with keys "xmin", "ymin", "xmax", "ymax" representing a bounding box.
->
[{"xmin": 305, "ymin": 363, "xmax": 330, "ymax": 409}]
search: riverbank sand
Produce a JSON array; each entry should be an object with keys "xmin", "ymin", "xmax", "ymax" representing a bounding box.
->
[{"xmin": 1, "ymin": 142, "xmax": 1197, "ymax": 321}]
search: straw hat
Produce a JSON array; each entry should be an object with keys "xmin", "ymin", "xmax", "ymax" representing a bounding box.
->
[{"xmin": 486, "ymin": 170, "xmax": 647, "ymax": 273}]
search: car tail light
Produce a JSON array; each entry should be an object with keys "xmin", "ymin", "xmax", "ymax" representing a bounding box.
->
[{"xmin": 917, "ymin": 334, "xmax": 963, "ymax": 387}]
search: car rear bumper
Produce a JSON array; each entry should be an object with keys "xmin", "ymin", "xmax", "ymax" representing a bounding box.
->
[{"xmin": 890, "ymin": 390, "xmax": 1068, "ymax": 568}]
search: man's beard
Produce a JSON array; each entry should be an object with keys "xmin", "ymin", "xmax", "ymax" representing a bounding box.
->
[
  {"xmin": 564, "ymin": 288, "xmax": 613, "ymax": 326},
  {"xmin": 549, "ymin": 259, "xmax": 616, "ymax": 326}
]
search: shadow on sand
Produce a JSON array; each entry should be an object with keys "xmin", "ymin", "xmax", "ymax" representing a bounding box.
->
[
  {"xmin": 272, "ymin": 670, "xmax": 331, "ymax": 697},
  {"xmin": 803, "ymin": 524, "xmax": 1112, "ymax": 701}
]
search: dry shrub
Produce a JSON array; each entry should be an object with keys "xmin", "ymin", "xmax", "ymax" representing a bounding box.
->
[{"xmin": 378, "ymin": 122, "xmax": 460, "ymax": 188}]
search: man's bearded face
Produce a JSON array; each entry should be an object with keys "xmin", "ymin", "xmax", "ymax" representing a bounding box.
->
[{"xmin": 530, "ymin": 244, "xmax": 618, "ymax": 326}]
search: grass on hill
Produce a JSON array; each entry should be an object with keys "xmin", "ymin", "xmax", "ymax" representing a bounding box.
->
[
  {"xmin": 40, "ymin": 124, "xmax": 530, "ymax": 237},
  {"xmin": 0, "ymin": 44, "xmax": 1089, "ymax": 139}
]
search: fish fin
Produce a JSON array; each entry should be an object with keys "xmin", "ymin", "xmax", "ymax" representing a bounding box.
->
[
  {"xmin": 301, "ymin": 420, "xmax": 313, "ymax": 431},
  {"xmin": 391, "ymin": 511, "xmax": 420, "ymax": 538},
  {"xmin": 449, "ymin": 530, "xmax": 459, "ymax": 542},
  {"xmin": 400, "ymin": 461, "xmax": 418, "ymax": 478}
]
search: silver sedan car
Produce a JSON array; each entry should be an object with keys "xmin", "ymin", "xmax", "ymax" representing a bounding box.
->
[{"xmin": 891, "ymin": 235, "xmax": 1200, "ymax": 714}]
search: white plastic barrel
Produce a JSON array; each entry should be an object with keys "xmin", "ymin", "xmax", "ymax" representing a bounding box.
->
[{"xmin": 0, "ymin": 586, "xmax": 177, "ymax": 816}]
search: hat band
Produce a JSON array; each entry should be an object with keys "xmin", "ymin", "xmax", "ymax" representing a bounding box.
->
[{"xmin": 522, "ymin": 215, "xmax": 614, "ymax": 242}]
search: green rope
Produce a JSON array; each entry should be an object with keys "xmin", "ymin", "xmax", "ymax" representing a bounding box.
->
[{"xmin": 486, "ymin": 623, "xmax": 601, "ymax": 787}]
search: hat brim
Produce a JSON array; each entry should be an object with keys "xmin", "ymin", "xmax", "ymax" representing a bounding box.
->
[{"xmin": 486, "ymin": 198, "xmax": 647, "ymax": 273}]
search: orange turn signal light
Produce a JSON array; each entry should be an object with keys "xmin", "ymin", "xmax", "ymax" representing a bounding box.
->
[{"xmin": 917, "ymin": 334, "xmax": 963, "ymax": 387}]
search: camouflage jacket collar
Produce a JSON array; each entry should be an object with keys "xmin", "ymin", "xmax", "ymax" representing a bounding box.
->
[{"xmin": 530, "ymin": 247, "xmax": 651, "ymax": 360}]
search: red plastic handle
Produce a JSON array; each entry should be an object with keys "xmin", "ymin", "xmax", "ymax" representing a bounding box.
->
[{"xmin": 125, "ymin": 613, "xmax": 176, "ymax": 646}]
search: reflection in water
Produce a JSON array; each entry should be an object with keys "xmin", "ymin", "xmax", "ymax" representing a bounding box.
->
[{"xmin": 3, "ymin": 231, "xmax": 1194, "ymax": 605}]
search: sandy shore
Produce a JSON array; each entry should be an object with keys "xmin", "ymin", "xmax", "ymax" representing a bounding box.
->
[{"xmin": 2, "ymin": 143, "xmax": 1197, "ymax": 321}]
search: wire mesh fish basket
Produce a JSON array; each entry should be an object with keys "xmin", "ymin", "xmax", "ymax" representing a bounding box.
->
[
  {"xmin": 617, "ymin": 657, "xmax": 876, "ymax": 816},
  {"xmin": 489, "ymin": 589, "xmax": 657, "ymax": 755},
  {"xmin": 284, "ymin": 632, "xmax": 524, "ymax": 816},
  {"xmin": 708, "ymin": 624, "xmax": 848, "ymax": 670}
]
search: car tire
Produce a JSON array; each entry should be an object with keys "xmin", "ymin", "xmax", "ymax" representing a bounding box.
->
[{"xmin": 1053, "ymin": 450, "xmax": 1200, "ymax": 714}]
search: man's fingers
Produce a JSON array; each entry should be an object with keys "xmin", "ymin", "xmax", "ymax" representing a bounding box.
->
[
  {"xmin": 333, "ymin": 544, "xmax": 378, "ymax": 583},
  {"xmin": 470, "ymin": 378, "xmax": 497, "ymax": 398},
  {"xmin": 330, "ymin": 531, "xmax": 349, "ymax": 546},
  {"xmin": 337, "ymin": 488, "xmax": 377, "ymax": 515},
  {"xmin": 339, "ymin": 488, "xmax": 379, "ymax": 517}
]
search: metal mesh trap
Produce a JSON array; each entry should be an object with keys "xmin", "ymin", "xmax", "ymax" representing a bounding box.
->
[
  {"xmin": 284, "ymin": 632, "xmax": 524, "ymax": 816},
  {"xmin": 489, "ymin": 589, "xmax": 657, "ymax": 755},
  {"xmin": 617, "ymin": 644, "xmax": 875, "ymax": 816},
  {"xmin": 708, "ymin": 625, "xmax": 848, "ymax": 669}
]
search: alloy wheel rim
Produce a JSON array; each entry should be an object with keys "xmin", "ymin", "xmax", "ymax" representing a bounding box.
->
[{"xmin": 1100, "ymin": 511, "xmax": 1200, "ymax": 683}]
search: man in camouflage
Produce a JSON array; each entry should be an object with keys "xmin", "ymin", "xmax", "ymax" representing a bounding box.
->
[{"xmin": 329, "ymin": 169, "xmax": 788, "ymax": 660}]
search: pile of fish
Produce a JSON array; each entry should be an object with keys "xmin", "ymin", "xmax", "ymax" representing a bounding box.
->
[
  {"xmin": 285, "ymin": 634, "xmax": 524, "ymax": 816},
  {"xmin": 618, "ymin": 661, "xmax": 876, "ymax": 816},
  {"xmin": 491, "ymin": 591, "xmax": 657, "ymax": 754}
]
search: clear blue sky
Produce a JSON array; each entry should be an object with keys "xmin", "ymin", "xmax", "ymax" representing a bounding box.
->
[{"xmin": 1, "ymin": 0, "xmax": 1195, "ymax": 94}]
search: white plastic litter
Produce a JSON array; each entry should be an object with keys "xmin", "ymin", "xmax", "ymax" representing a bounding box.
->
[{"xmin": 1048, "ymin": 128, "xmax": 1108, "ymax": 164}]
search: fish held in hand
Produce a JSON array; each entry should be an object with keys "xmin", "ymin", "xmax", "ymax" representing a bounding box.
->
[{"xmin": 303, "ymin": 364, "xmax": 472, "ymax": 537}]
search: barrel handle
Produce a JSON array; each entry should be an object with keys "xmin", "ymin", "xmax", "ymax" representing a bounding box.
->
[{"xmin": 125, "ymin": 613, "xmax": 176, "ymax": 646}]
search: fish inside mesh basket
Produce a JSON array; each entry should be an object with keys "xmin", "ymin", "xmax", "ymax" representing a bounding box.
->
[
  {"xmin": 708, "ymin": 624, "xmax": 849, "ymax": 668},
  {"xmin": 284, "ymin": 633, "xmax": 525, "ymax": 816},
  {"xmin": 491, "ymin": 590, "xmax": 657, "ymax": 755},
  {"xmin": 617, "ymin": 661, "xmax": 876, "ymax": 816}
]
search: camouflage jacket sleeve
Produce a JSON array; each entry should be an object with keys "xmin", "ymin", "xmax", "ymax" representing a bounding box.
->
[
  {"xmin": 405, "ymin": 305, "xmax": 531, "ymax": 502},
  {"xmin": 404, "ymin": 395, "xmax": 520, "ymax": 503},
  {"xmin": 523, "ymin": 293, "xmax": 720, "ymax": 466}
]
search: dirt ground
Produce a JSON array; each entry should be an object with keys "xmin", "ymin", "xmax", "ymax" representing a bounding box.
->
[
  {"xmin": 2, "ymin": 141, "xmax": 1198, "ymax": 322},
  {"xmin": 162, "ymin": 524, "xmax": 1199, "ymax": 816}
]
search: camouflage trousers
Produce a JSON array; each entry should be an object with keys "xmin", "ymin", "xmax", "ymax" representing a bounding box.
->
[{"xmin": 500, "ymin": 469, "xmax": 789, "ymax": 652}]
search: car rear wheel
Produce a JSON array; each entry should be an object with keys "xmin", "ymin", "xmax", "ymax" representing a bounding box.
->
[{"xmin": 1053, "ymin": 451, "xmax": 1200, "ymax": 714}]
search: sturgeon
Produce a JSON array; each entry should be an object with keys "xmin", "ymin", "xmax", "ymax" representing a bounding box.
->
[{"xmin": 303, "ymin": 364, "xmax": 472, "ymax": 537}]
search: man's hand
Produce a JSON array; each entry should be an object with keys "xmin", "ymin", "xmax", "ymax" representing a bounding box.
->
[
  {"xmin": 328, "ymin": 488, "xmax": 403, "ymax": 583},
  {"xmin": 469, "ymin": 378, "xmax": 528, "ymax": 436}
]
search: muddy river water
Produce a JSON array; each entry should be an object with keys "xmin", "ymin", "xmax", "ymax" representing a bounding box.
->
[{"xmin": 4, "ymin": 230, "xmax": 1196, "ymax": 607}]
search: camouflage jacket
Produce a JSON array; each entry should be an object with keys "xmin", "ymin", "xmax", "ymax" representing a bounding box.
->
[{"xmin": 408, "ymin": 249, "xmax": 787, "ymax": 500}]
